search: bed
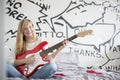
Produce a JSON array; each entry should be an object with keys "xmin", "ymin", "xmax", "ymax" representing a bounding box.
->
[
  {"xmin": 49, "ymin": 52, "xmax": 120, "ymax": 80},
  {"xmin": 51, "ymin": 63, "xmax": 120, "ymax": 80},
  {"xmin": 7, "ymin": 52, "xmax": 120, "ymax": 80},
  {"xmin": 7, "ymin": 68, "xmax": 120, "ymax": 80}
]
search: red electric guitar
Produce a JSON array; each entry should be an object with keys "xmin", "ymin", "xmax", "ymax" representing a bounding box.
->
[{"xmin": 16, "ymin": 29, "xmax": 93, "ymax": 77}]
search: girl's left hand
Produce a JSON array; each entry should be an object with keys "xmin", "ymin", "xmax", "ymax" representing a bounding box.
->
[{"xmin": 62, "ymin": 39, "xmax": 69, "ymax": 47}]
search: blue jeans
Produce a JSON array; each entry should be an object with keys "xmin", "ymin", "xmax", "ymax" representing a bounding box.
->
[
  {"xmin": 29, "ymin": 61, "xmax": 57, "ymax": 79},
  {"xmin": 6, "ymin": 61, "xmax": 57, "ymax": 79},
  {"xmin": 6, "ymin": 62, "xmax": 26, "ymax": 79}
]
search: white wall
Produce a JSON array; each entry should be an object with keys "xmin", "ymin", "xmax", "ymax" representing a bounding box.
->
[{"xmin": 4, "ymin": 0, "xmax": 120, "ymax": 72}]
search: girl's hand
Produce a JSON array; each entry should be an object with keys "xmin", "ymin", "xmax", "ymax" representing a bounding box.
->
[
  {"xmin": 62, "ymin": 39, "xmax": 69, "ymax": 47},
  {"xmin": 58, "ymin": 39, "xmax": 69, "ymax": 50},
  {"xmin": 25, "ymin": 55, "xmax": 36, "ymax": 64}
]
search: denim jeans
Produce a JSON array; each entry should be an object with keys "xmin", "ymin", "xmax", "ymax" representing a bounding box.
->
[
  {"xmin": 29, "ymin": 61, "xmax": 57, "ymax": 79},
  {"xmin": 6, "ymin": 61, "xmax": 57, "ymax": 79},
  {"xmin": 6, "ymin": 62, "xmax": 26, "ymax": 80}
]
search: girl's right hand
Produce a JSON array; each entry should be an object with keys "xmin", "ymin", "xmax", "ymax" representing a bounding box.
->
[{"xmin": 25, "ymin": 55, "xmax": 36, "ymax": 64}]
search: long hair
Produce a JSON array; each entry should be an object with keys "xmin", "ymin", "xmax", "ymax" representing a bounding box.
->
[{"xmin": 15, "ymin": 19, "xmax": 36, "ymax": 55}]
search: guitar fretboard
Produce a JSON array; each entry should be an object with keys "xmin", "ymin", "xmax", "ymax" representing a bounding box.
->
[{"xmin": 40, "ymin": 34, "xmax": 77, "ymax": 56}]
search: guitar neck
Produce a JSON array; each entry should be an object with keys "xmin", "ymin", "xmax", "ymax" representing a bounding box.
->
[{"xmin": 40, "ymin": 34, "xmax": 78, "ymax": 56}]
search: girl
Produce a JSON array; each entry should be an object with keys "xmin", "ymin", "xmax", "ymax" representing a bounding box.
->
[{"xmin": 6, "ymin": 19, "xmax": 68, "ymax": 79}]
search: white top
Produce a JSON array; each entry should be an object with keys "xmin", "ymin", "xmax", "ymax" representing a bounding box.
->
[{"xmin": 7, "ymin": 37, "xmax": 48, "ymax": 65}]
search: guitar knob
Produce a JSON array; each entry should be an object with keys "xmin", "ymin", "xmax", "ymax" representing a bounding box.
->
[{"xmin": 24, "ymin": 65, "xmax": 28, "ymax": 75}]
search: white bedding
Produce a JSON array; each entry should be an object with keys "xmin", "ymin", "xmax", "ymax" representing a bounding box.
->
[
  {"xmin": 51, "ymin": 63, "xmax": 120, "ymax": 80},
  {"xmin": 50, "ymin": 52, "xmax": 120, "ymax": 80},
  {"xmin": 7, "ymin": 52, "xmax": 120, "ymax": 80}
]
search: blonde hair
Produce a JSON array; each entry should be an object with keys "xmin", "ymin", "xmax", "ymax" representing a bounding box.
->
[{"xmin": 15, "ymin": 19, "xmax": 36, "ymax": 55}]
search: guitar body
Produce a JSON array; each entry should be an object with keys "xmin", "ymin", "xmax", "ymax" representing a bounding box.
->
[{"xmin": 16, "ymin": 41, "xmax": 48, "ymax": 77}]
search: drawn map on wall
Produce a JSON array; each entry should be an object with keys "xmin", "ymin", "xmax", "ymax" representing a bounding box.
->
[{"xmin": 5, "ymin": 0, "xmax": 120, "ymax": 71}]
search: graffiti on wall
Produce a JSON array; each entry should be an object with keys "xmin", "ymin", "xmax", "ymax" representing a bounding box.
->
[{"xmin": 5, "ymin": 0, "xmax": 120, "ymax": 71}]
